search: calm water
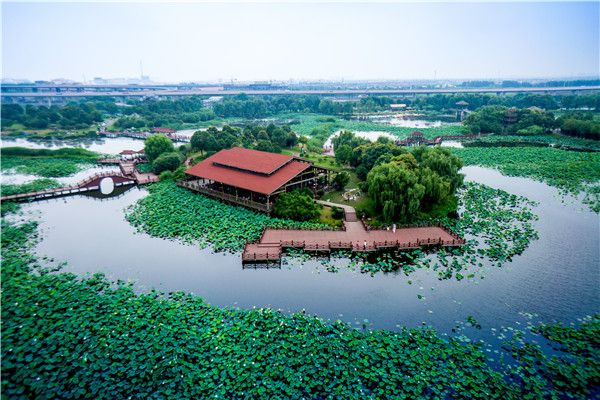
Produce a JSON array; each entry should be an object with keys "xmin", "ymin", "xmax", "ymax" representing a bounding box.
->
[
  {"xmin": 1, "ymin": 137, "xmax": 144, "ymax": 154},
  {"xmin": 17, "ymin": 166, "xmax": 598, "ymax": 337}
]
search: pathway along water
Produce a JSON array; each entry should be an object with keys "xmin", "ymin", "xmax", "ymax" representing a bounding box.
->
[{"xmin": 16, "ymin": 167, "xmax": 599, "ymax": 339}]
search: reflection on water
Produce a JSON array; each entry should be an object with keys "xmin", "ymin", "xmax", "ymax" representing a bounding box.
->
[
  {"xmin": 324, "ymin": 130, "xmax": 396, "ymax": 152},
  {"xmin": 19, "ymin": 167, "xmax": 600, "ymax": 336},
  {"xmin": 1, "ymin": 137, "xmax": 144, "ymax": 154}
]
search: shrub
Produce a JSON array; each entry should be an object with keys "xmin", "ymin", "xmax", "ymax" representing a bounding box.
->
[
  {"xmin": 144, "ymin": 134, "xmax": 175, "ymax": 162},
  {"xmin": 159, "ymin": 170, "xmax": 174, "ymax": 181},
  {"xmin": 273, "ymin": 190, "xmax": 321, "ymax": 222},
  {"xmin": 152, "ymin": 152, "xmax": 181, "ymax": 174}
]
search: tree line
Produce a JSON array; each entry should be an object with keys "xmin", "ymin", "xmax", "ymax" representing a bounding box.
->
[
  {"xmin": 190, "ymin": 123, "xmax": 298, "ymax": 155},
  {"xmin": 1, "ymin": 100, "xmax": 116, "ymax": 130},
  {"xmin": 464, "ymin": 105, "xmax": 600, "ymax": 140}
]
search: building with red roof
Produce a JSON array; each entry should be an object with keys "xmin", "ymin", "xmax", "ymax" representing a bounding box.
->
[{"xmin": 180, "ymin": 147, "xmax": 329, "ymax": 213}]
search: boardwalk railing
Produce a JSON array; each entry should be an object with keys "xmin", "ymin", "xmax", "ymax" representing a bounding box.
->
[{"xmin": 177, "ymin": 180, "xmax": 273, "ymax": 213}]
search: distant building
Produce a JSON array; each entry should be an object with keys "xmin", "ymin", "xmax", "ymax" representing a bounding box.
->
[{"xmin": 390, "ymin": 103, "xmax": 407, "ymax": 109}]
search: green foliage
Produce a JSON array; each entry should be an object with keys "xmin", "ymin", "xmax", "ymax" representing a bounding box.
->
[
  {"xmin": 453, "ymin": 146, "xmax": 600, "ymax": 212},
  {"xmin": 1, "ymin": 100, "xmax": 110, "ymax": 130},
  {"xmin": 332, "ymin": 171, "xmax": 350, "ymax": 190},
  {"xmin": 2, "ymin": 218, "xmax": 598, "ymax": 399},
  {"xmin": 366, "ymin": 147, "xmax": 463, "ymax": 222},
  {"xmin": 560, "ymin": 117, "xmax": 600, "ymax": 140},
  {"xmin": 1, "ymin": 147, "xmax": 99, "ymax": 177},
  {"xmin": 1, "ymin": 179, "xmax": 61, "ymax": 196},
  {"xmin": 368, "ymin": 161, "xmax": 424, "ymax": 222},
  {"xmin": 152, "ymin": 152, "xmax": 181, "ymax": 174},
  {"xmin": 125, "ymin": 181, "xmax": 327, "ymax": 251},
  {"xmin": 144, "ymin": 134, "xmax": 175, "ymax": 162},
  {"xmin": 273, "ymin": 190, "xmax": 321, "ymax": 222},
  {"xmin": 159, "ymin": 170, "xmax": 175, "ymax": 181},
  {"xmin": 111, "ymin": 97, "xmax": 216, "ymax": 130}
]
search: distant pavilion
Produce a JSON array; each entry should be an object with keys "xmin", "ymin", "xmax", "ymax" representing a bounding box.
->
[{"xmin": 179, "ymin": 147, "xmax": 329, "ymax": 213}]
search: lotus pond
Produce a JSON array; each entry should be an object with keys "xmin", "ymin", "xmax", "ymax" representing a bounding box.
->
[
  {"xmin": 453, "ymin": 146, "xmax": 600, "ymax": 212},
  {"xmin": 1, "ymin": 152, "xmax": 599, "ymax": 396},
  {"xmin": 2, "ymin": 217, "xmax": 599, "ymax": 398}
]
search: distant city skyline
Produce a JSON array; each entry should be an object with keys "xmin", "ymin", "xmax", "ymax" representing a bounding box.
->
[{"xmin": 2, "ymin": 1, "xmax": 599, "ymax": 82}]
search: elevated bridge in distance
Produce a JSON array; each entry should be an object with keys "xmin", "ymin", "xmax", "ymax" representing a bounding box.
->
[{"xmin": 2, "ymin": 85, "xmax": 599, "ymax": 100}]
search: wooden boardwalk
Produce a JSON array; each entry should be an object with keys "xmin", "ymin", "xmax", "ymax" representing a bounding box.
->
[{"xmin": 242, "ymin": 202, "xmax": 464, "ymax": 262}]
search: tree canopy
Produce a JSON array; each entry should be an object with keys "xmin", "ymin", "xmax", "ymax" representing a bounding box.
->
[
  {"xmin": 144, "ymin": 134, "xmax": 175, "ymax": 162},
  {"xmin": 273, "ymin": 190, "xmax": 321, "ymax": 222}
]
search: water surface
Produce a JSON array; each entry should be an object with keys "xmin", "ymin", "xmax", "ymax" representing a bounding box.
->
[{"xmin": 21, "ymin": 166, "xmax": 599, "ymax": 337}]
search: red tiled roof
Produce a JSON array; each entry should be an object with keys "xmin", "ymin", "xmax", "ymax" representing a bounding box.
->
[
  {"xmin": 185, "ymin": 147, "xmax": 311, "ymax": 195},
  {"xmin": 211, "ymin": 147, "xmax": 294, "ymax": 175}
]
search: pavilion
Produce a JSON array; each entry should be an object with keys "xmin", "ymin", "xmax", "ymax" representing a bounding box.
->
[{"xmin": 180, "ymin": 147, "xmax": 329, "ymax": 213}]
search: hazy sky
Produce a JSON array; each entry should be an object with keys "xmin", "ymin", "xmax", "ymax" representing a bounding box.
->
[{"xmin": 2, "ymin": 1, "xmax": 598, "ymax": 82}]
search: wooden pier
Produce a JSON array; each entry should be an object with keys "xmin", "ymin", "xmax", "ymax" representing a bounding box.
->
[{"xmin": 242, "ymin": 203, "xmax": 465, "ymax": 263}]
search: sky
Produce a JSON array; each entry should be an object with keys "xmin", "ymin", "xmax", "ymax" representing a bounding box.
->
[{"xmin": 1, "ymin": 1, "xmax": 599, "ymax": 82}]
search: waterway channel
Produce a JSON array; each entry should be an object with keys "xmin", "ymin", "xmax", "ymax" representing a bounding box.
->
[{"xmin": 9, "ymin": 166, "xmax": 596, "ymax": 342}]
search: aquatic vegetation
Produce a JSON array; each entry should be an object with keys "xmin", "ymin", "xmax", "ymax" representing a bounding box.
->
[
  {"xmin": 318, "ymin": 182, "xmax": 539, "ymax": 280},
  {"xmin": 462, "ymin": 133, "xmax": 600, "ymax": 151},
  {"xmin": 1, "ymin": 178, "xmax": 61, "ymax": 196},
  {"xmin": 1, "ymin": 147, "xmax": 99, "ymax": 178},
  {"xmin": 1, "ymin": 219, "xmax": 598, "ymax": 399},
  {"xmin": 454, "ymin": 146, "xmax": 600, "ymax": 212},
  {"xmin": 125, "ymin": 181, "xmax": 329, "ymax": 252}
]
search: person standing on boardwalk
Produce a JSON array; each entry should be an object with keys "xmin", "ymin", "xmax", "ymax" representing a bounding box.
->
[{"xmin": 393, "ymin": 223, "xmax": 396, "ymax": 233}]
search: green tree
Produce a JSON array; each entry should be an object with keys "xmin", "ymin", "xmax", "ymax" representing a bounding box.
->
[
  {"xmin": 144, "ymin": 134, "xmax": 174, "ymax": 162},
  {"xmin": 152, "ymin": 152, "xmax": 181, "ymax": 174},
  {"xmin": 332, "ymin": 171, "xmax": 350, "ymax": 190},
  {"xmin": 273, "ymin": 190, "xmax": 321, "ymax": 222},
  {"xmin": 335, "ymin": 144, "xmax": 353, "ymax": 165},
  {"xmin": 416, "ymin": 147, "xmax": 464, "ymax": 191},
  {"xmin": 190, "ymin": 130, "xmax": 209, "ymax": 154},
  {"xmin": 367, "ymin": 162, "xmax": 425, "ymax": 222}
]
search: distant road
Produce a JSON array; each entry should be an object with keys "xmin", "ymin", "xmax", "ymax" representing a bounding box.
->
[{"xmin": 2, "ymin": 85, "xmax": 599, "ymax": 98}]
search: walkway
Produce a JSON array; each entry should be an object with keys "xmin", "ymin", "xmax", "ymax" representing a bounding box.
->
[
  {"xmin": 242, "ymin": 200, "xmax": 464, "ymax": 262},
  {"xmin": 1, "ymin": 160, "xmax": 158, "ymax": 203}
]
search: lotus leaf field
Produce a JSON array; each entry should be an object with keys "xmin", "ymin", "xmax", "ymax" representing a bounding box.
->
[
  {"xmin": 1, "ymin": 147, "xmax": 100, "ymax": 178},
  {"xmin": 453, "ymin": 146, "xmax": 600, "ymax": 212},
  {"xmin": 125, "ymin": 181, "xmax": 330, "ymax": 252},
  {"xmin": 1, "ymin": 178, "xmax": 61, "ymax": 196},
  {"xmin": 1, "ymin": 218, "xmax": 599, "ymax": 399}
]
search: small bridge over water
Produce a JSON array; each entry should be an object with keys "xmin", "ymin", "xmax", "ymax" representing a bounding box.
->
[{"xmin": 1, "ymin": 159, "xmax": 159, "ymax": 203}]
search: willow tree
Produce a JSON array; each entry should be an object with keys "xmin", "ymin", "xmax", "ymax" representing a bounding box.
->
[{"xmin": 367, "ymin": 160, "xmax": 425, "ymax": 222}]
